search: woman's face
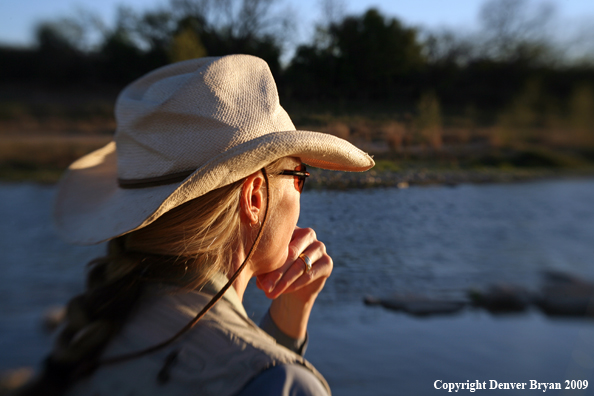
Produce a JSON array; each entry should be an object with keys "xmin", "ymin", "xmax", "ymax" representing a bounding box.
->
[{"xmin": 251, "ymin": 157, "xmax": 302, "ymax": 276}]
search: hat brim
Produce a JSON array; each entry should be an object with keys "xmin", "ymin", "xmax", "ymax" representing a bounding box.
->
[{"xmin": 55, "ymin": 130, "xmax": 374, "ymax": 245}]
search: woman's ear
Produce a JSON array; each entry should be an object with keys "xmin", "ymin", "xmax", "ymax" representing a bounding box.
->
[{"xmin": 240, "ymin": 171, "xmax": 265, "ymax": 225}]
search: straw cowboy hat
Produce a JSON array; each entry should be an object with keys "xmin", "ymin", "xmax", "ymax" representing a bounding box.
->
[{"xmin": 54, "ymin": 54, "xmax": 374, "ymax": 245}]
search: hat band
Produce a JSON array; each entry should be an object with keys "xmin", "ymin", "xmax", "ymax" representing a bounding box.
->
[{"xmin": 118, "ymin": 170, "xmax": 195, "ymax": 189}]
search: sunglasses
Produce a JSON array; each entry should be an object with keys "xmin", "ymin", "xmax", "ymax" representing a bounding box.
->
[{"xmin": 279, "ymin": 164, "xmax": 310, "ymax": 193}]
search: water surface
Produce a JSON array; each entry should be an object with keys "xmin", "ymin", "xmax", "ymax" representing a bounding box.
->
[{"xmin": 2, "ymin": 179, "xmax": 594, "ymax": 395}]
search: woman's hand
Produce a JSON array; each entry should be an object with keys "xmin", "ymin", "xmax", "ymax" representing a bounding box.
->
[
  {"xmin": 255, "ymin": 227, "xmax": 333, "ymax": 339},
  {"xmin": 256, "ymin": 226, "xmax": 333, "ymax": 302}
]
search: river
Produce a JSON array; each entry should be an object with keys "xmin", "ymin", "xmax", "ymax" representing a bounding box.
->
[{"xmin": 2, "ymin": 179, "xmax": 594, "ymax": 395}]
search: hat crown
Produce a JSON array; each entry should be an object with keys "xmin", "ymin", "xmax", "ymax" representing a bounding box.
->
[{"xmin": 115, "ymin": 55, "xmax": 295, "ymax": 181}]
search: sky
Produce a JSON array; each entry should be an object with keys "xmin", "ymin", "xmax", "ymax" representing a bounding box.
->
[{"xmin": 1, "ymin": 0, "xmax": 594, "ymax": 49}]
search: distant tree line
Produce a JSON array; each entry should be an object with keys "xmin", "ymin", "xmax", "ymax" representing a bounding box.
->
[{"xmin": 1, "ymin": 0, "xmax": 594, "ymax": 112}]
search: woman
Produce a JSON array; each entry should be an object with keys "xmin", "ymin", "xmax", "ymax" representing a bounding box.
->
[{"xmin": 17, "ymin": 55, "xmax": 374, "ymax": 396}]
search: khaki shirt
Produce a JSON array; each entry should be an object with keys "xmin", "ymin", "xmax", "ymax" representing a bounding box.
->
[{"xmin": 65, "ymin": 273, "xmax": 330, "ymax": 396}]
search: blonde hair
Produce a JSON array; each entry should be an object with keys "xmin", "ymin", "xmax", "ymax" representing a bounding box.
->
[
  {"xmin": 17, "ymin": 160, "xmax": 286, "ymax": 396},
  {"xmin": 125, "ymin": 178, "xmax": 245, "ymax": 288}
]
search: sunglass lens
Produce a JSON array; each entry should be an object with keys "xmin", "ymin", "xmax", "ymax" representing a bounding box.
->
[{"xmin": 295, "ymin": 164, "xmax": 306, "ymax": 193}]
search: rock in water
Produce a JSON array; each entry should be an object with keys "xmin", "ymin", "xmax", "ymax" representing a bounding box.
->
[
  {"xmin": 536, "ymin": 271, "xmax": 594, "ymax": 317},
  {"xmin": 468, "ymin": 284, "xmax": 533, "ymax": 313},
  {"xmin": 364, "ymin": 294, "xmax": 466, "ymax": 316}
]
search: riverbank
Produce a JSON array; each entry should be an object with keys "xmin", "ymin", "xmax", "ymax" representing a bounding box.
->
[
  {"xmin": 2, "ymin": 82, "xmax": 594, "ymax": 188},
  {"xmin": 1, "ymin": 134, "xmax": 594, "ymax": 187},
  {"xmin": 308, "ymin": 165, "xmax": 594, "ymax": 189},
  {"xmin": 4, "ymin": 159, "xmax": 594, "ymax": 188}
]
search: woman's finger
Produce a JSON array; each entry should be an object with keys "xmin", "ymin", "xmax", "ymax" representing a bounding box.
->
[
  {"xmin": 284, "ymin": 227, "xmax": 318, "ymax": 271},
  {"xmin": 282, "ymin": 253, "xmax": 333, "ymax": 295},
  {"xmin": 271, "ymin": 244, "xmax": 320, "ymax": 289},
  {"xmin": 257, "ymin": 227, "xmax": 317, "ymax": 290},
  {"xmin": 266, "ymin": 240, "xmax": 328, "ymax": 299},
  {"xmin": 260, "ymin": 241, "xmax": 322, "ymax": 295}
]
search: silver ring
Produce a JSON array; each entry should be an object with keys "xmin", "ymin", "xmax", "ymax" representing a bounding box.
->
[{"xmin": 299, "ymin": 253, "xmax": 312, "ymax": 273}]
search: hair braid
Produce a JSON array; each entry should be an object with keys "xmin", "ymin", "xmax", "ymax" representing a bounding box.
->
[{"xmin": 14, "ymin": 238, "xmax": 144, "ymax": 395}]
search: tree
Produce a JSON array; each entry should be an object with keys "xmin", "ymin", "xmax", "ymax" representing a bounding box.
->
[
  {"xmin": 286, "ymin": 8, "xmax": 425, "ymax": 101},
  {"xmin": 96, "ymin": 7, "xmax": 152, "ymax": 83},
  {"xmin": 423, "ymin": 30, "xmax": 475, "ymax": 66},
  {"xmin": 478, "ymin": 0, "xmax": 556, "ymax": 64},
  {"xmin": 169, "ymin": 25, "xmax": 208, "ymax": 62},
  {"xmin": 168, "ymin": 0, "xmax": 293, "ymax": 75},
  {"xmin": 34, "ymin": 21, "xmax": 91, "ymax": 83}
]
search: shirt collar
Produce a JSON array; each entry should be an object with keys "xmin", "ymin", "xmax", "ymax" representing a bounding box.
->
[{"xmin": 199, "ymin": 272, "xmax": 248, "ymax": 318}]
